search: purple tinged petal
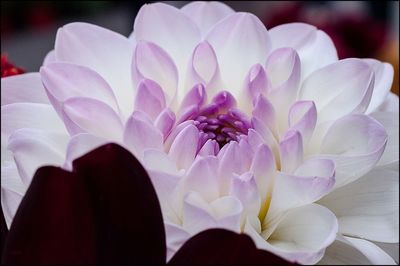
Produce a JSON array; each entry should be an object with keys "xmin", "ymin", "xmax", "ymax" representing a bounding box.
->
[
  {"xmin": 165, "ymin": 222, "xmax": 190, "ymax": 262},
  {"xmin": 164, "ymin": 120, "xmax": 195, "ymax": 151},
  {"xmin": 134, "ymin": 79, "xmax": 166, "ymax": 120},
  {"xmin": 169, "ymin": 124, "xmax": 199, "ymax": 170},
  {"xmin": 1, "ymin": 73, "xmax": 50, "ymax": 106},
  {"xmin": 123, "ymin": 111, "xmax": 163, "ymax": 159},
  {"xmin": 54, "ymin": 22, "xmax": 133, "ymax": 119},
  {"xmin": 169, "ymin": 229, "xmax": 295, "ymax": 265},
  {"xmin": 279, "ymin": 130, "xmax": 303, "ymax": 174},
  {"xmin": 299, "ymin": 59, "xmax": 374, "ymax": 123},
  {"xmin": 230, "ymin": 172, "xmax": 261, "ymax": 219},
  {"xmin": 250, "ymin": 144, "xmax": 276, "ymax": 203},
  {"xmin": 2, "ymin": 144, "xmax": 166, "ymax": 264},
  {"xmin": 40, "ymin": 62, "xmax": 120, "ymax": 115},
  {"xmin": 252, "ymin": 95, "xmax": 277, "ymax": 137},
  {"xmin": 132, "ymin": 41, "xmax": 178, "ymax": 105},
  {"xmin": 42, "ymin": 50, "xmax": 56, "ymax": 66},
  {"xmin": 265, "ymin": 47, "xmax": 300, "ymax": 132},
  {"xmin": 155, "ymin": 108, "xmax": 176, "ymax": 140},
  {"xmin": 240, "ymin": 64, "xmax": 270, "ymax": 113},
  {"xmin": 198, "ymin": 139, "xmax": 219, "ymax": 156},
  {"xmin": 63, "ymin": 97, "xmax": 124, "ymax": 140},
  {"xmin": 206, "ymin": 12, "xmax": 272, "ymax": 95},
  {"xmin": 179, "ymin": 84, "xmax": 206, "ymax": 113},
  {"xmin": 184, "ymin": 156, "xmax": 219, "ymax": 202},
  {"xmin": 212, "ymin": 90, "xmax": 237, "ymax": 112},
  {"xmin": 288, "ymin": 100, "xmax": 317, "ymax": 144}
]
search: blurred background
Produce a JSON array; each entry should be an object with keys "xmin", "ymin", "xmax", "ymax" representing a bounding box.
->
[{"xmin": 1, "ymin": 1, "xmax": 399, "ymax": 94}]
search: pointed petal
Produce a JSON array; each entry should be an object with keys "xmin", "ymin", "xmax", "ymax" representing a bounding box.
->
[
  {"xmin": 179, "ymin": 84, "xmax": 206, "ymax": 114},
  {"xmin": 184, "ymin": 156, "xmax": 219, "ymax": 202},
  {"xmin": 154, "ymin": 108, "xmax": 176, "ymax": 140},
  {"xmin": 181, "ymin": 1, "xmax": 234, "ymax": 36},
  {"xmin": 1, "ymin": 73, "xmax": 49, "ymax": 105},
  {"xmin": 123, "ymin": 111, "xmax": 163, "ymax": 159},
  {"xmin": 288, "ymin": 100, "xmax": 317, "ymax": 145},
  {"xmin": 279, "ymin": 130, "xmax": 303, "ymax": 173},
  {"xmin": 134, "ymin": 79, "xmax": 166, "ymax": 120},
  {"xmin": 132, "ymin": 41, "xmax": 178, "ymax": 104},
  {"xmin": 206, "ymin": 13, "xmax": 272, "ymax": 95},
  {"xmin": 299, "ymin": 59, "xmax": 374, "ymax": 123},
  {"xmin": 55, "ymin": 22, "xmax": 133, "ymax": 119},
  {"xmin": 63, "ymin": 97, "xmax": 123, "ymax": 140},
  {"xmin": 169, "ymin": 124, "xmax": 199, "ymax": 170}
]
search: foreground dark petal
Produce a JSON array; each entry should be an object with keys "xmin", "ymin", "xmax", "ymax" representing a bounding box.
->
[
  {"xmin": 0, "ymin": 202, "xmax": 8, "ymax": 260},
  {"xmin": 2, "ymin": 143, "xmax": 165, "ymax": 265},
  {"xmin": 169, "ymin": 229, "xmax": 295, "ymax": 265}
]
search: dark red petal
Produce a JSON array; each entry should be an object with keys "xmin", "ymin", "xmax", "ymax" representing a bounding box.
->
[
  {"xmin": 0, "ymin": 201, "xmax": 8, "ymax": 261},
  {"xmin": 169, "ymin": 229, "xmax": 296, "ymax": 265},
  {"xmin": 2, "ymin": 143, "xmax": 166, "ymax": 264}
]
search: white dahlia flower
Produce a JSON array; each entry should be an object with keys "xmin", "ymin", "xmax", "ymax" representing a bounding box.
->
[{"xmin": 1, "ymin": 1, "xmax": 398, "ymax": 264}]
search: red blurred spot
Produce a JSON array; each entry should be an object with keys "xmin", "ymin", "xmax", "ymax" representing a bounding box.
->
[{"xmin": 1, "ymin": 54, "xmax": 25, "ymax": 77}]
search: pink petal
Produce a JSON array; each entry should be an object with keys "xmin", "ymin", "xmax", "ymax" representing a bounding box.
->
[
  {"xmin": 63, "ymin": 97, "xmax": 123, "ymax": 140},
  {"xmin": 154, "ymin": 108, "xmax": 176, "ymax": 140},
  {"xmin": 206, "ymin": 13, "xmax": 272, "ymax": 95},
  {"xmin": 41, "ymin": 62, "xmax": 120, "ymax": 115},
  {"xmin": 184, "ymin": 156, "xmax": 219, "ymax": 202},
  {"xmin": 181, "ymin": 1, "xmax": 234, "ymax": 36},
  {"xmin": 1, "ymin": 73, "xmax": 50, "ymax": 106},
  {"xmin": 168, "ymin": 124, "xmax": 199, "ymax": 170},
  {"xmin": 55, "ymin": 22, "xmax": 133, "ymax": 118},
  {"xmin": 279, "ymin": 130, "xmax": 303, "ymax": 174},
  {"xmin": 265, "ymin": 48, "xmax": 300, "ymax": 132},
  {"xmin": 132, "ymin": 41, "xmax": 178, "ymax": 105},
  {"xmin": 179, "ymin": 84, "xmax": 206, "ymax": 114},
  {"xmin": 134, "ymin": 3, "xmax": 200, "ymax": 77},
  {"xmin": 134, "ymin": 79, "xmax": 166, "ymax": 120},
  {"xmin": 299, "ymin": 59, "xmax": 374, "ymax": 123},
  {"xmin": 288, "ymin": 100, "xmax": 317, "ymax": 145},
  {"xmin": 269, "ymin": 23, "xmax": 338, "ymax": 80},
  {"xmin": 123, "ymin": 111, "xmax": 163, "ymax": 159}
]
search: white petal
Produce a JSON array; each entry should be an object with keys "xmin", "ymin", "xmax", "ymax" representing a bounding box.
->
[
  {"xmin": 363, "ymin": 59, "xmax": 394, "ymax": 114},
  {"xmin": 165, "ymin": 222, "xmax": 190, "ymax": 262},
  {"xmin": 182, "ymin": 191, "xmax": 242, "ymax": 235},
  {"xmin": 370, "ymin": 112, "xmax": 399, "ymax": 167},
  {"xmin": 63, "ymin": 97, "xmax": 123, "ymax": 140},
  {"xmin": 55, "ymin": 22, "xmax": 133, "ymax": 119},
  {"xmin": 123, "ymin": 111, "xmax": 163, "ymax": 159},
  {"xmin": 1, "ymin": 73, "xmax": 50, "ymax": 105},
  {"xmin": 168, "ymin": 124, "xmax": 199, "ymax": 170},
  {"xmin": 1, "ymin": 161, "xmax": 26, "ymax": 228},
  {"xmin": 288, "ymin": 100, "xmax": 317, "ymax": 145},
  {"xmin": 268, "ymin": 158, "xmax": 335, "ymax": 216},
  {"xmin": 378, "ymin": 92, "xmax": 399, "ymax": 113},
  {"xmin": 43, "ymin": 50, "xmax": 56, "ymax": 66},
  {"xmin": 206, "ymin": 12, "xmax": 272, "ymax": 95},
  {"xmin": 267, "ymin": 204, "xmax": 338, "ymax": 265},
  {"xmin": 64, "ymin": 133, "xmax": 109, "ymax": 171},
  {"xmin": 7, "ymin": 129, "xmax": 69, "ymax": 184},
  {"xmin": 318, "ymin": 114, "xmax": 388, "ymax": 188},
  {"xmin": 181, "ymin": 1, "xmax": 234, "ymax": 36},
  {"xmin": 132, "ymin": 41, "xmax": 178, "ymax": 105},
  {"xmin": 269, "ymin": 23, "xmax": 338, "ymax": 80},
  {"xmin": 41, "ymin": 62, "xmax": 120, "ymax": 114},
  {"xmin": 299, "ymin": 59, "xmax": 374, "ymax": 123},
  {"xmin": 1, "ymin": 103, "xmax": 67, "ymax": 147},
  {"xmin": 373, "ymin": 242, "xmax": 399, "ymax": 263},
  {"xmin": 134, "ymin": 3, "xmax": 200, "ymax": 79},
  {"xmin": 318, "ymin": 168, "xmax": 398, "ymax": 243}
]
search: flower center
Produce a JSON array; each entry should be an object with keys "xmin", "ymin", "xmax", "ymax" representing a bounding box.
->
[{"xmin": 194, "ymin": 93, "xmax": 251, "ymax": 148}]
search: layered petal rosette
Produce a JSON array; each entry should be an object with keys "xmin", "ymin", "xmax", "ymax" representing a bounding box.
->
[{"xmin": 1, "ymin": 1, "xmax": 398, "ymax": 265}]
